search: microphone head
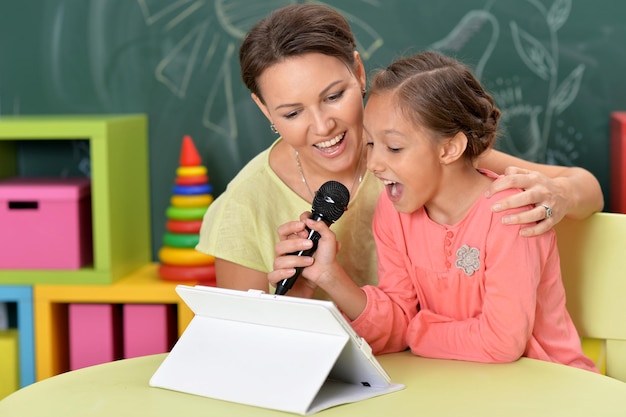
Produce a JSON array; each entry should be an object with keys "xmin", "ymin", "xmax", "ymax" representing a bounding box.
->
[{"xmin": 312, "ymin": 180, "xmax": 350, "ymax": 224}]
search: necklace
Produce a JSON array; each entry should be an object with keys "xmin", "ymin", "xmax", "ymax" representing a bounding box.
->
[{"xmin": 294, "ymin": 142, "xmax": 364, "ymax": 201}]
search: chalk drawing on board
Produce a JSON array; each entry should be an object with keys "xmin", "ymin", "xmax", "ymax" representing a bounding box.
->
[
  {"xmin": 153, "ymin": 20, "xmax": 207, "ymax": 99},
  {"xmin": 429, "ymin": 10, "xmax": 499, "ymax": 81},
  {"xmin": 430, "ymin": 0, "xmax": 585, "ymax": 164},
  {"xmin": 137, "ymin": 0, "xmax": 383, "ymax": 144},
  {"xmin": 327, "ymin": 2, "xmax": 384, "ymax": 60}
]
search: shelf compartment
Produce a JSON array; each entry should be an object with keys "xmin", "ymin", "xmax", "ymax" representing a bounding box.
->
[
  {"xmin": 0, "ymin": 115, "xmax": 151, "ymax": 284},
  {"xmin": 33, "ymin": 263, "xmax": 195, "ymax": 380}
]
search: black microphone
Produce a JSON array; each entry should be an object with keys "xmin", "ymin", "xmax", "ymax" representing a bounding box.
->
[{"xmin": 274, "ymin": 180, "xmax": 350, "ymax": 295}]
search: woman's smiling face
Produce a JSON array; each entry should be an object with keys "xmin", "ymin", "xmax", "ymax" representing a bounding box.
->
[{"xmin": 253, "ymin": 52, "xmax": 366, "ymax": 172}]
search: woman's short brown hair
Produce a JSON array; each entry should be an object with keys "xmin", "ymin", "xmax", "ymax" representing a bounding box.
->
[{"xmin": 239, "ymin": 4, "xmax": 358, "ymax": 104}]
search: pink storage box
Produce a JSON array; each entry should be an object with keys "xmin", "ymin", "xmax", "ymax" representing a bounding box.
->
[
  {"xmin": 122, "ymin": 304, "xmax": 177, "ymax": 359},
  {"xmin": 0, "ymin": 177, "xmax": 93, "ymax": 269},
  {"xmin": 68, "ymin": 304, "xmax": 123, "ymax": 370}
]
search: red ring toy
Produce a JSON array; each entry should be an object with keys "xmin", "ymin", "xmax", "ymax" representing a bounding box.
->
[
  {"xmin": 158, "ymin": 264, "xmax": 216, "ymax": 284},
  {"xmin": 166, "ymin": 219, "xmax": 203, "ymax": 234}
]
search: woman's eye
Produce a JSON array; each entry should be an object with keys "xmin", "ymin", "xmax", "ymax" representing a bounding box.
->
[
  {"xmin": 388, "ymin": 146, "xmax": 402, "ymax": 153},
  {"xmin": 327, "ymin": 90, "xmax": 344, "ymax": 102},
  {"xmin": 284, "ymin": 111, "xmax": 299, "ymax": 120}
]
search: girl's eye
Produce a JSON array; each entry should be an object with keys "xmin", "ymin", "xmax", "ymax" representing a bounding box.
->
[
  {"xmin": 388, "ymin": 146, "xmax": 402, "ymax": 153},
  {"xmin": 365, "ymin": 141, "xmax": 373, "ymax": 148}
]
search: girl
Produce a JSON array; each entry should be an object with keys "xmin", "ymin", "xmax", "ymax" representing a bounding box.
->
[{"xmin": 270, "ymin": 51, "xmax": 597, "ymax": 371}]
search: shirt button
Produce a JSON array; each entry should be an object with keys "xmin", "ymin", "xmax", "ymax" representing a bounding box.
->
[{"xmin": 446, "ymin": 231, "xmax": 454, "ymax": 238}]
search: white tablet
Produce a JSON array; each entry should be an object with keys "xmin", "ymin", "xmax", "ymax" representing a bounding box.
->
[{"xmin": 149, "ymin": 285, "xmax": 404, "ymax": 415}]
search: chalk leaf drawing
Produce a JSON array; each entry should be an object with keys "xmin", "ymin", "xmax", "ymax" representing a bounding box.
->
[
  {"xmin": 546, "ymin": 0, "xmax": 571, "ymax": 31},
  {"xmin": 431, "ymin": 0, "xmax": 585, "ymax": 164},
  {"xmin": 429, "ymin": 10, "xmax": 499, "ymax": 81},
  {"xmin": 550, "ymin": 64, "xmax": 585, "ymax": 116},
  {"xmin": 510, "ymin": 22, "xmax": 555, "ymax": 81}
]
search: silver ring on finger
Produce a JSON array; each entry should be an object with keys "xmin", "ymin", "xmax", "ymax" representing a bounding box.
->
[{"xmin": 539, "ymin": 204, "xmax": 553, "ymax": 219}]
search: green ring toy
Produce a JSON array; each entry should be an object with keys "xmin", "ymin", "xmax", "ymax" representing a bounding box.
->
[
  {"xmin": 166, "ymin": 206, "xmax": 208, "ymax": 220},
  {"xmin": 163, "ymin": 232, "xmax": 200, "ymax": 248}
]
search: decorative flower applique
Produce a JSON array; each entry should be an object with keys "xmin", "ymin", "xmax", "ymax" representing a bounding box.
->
[{"xmin": 455, "ymin": 244, "xmax": 480, "ymax": 276}]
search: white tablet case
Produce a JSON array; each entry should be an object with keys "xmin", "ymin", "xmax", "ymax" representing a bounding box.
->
[{"xmin": 149, "ymin": 285, "xmax": 404, "ymax": 415}]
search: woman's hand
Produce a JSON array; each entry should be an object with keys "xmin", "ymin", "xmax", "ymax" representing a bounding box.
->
[
  {"xmin": 486, "ymin": 166, "xmax": 571, "ymax": 237},
  {"xmin": 269, "ymin": 215, "xmax": 317, "ymax": 297},
  {"xmin": 270, "ymin": 212, "xmax": 345, "ymax": 295},
  {"xmin": 479, "ymin": 148, "xmax": 604, "ymax": 236},
  {"xmin": 269, "ymin": 213, "xmax": 340, "ymax": 296},
  {"xmin": 271, "ymin": 214, "xmax": 368, "ymax": 317}
]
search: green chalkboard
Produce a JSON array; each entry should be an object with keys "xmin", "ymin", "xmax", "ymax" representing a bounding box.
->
[{"xmin": 1, "ymin": 0, "xmax": 624, "ymax": 259}]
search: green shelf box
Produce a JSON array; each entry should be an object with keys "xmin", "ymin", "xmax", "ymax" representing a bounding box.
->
[{"xmin": 0, "ymin": 115, "xmax": 151, "ymax": 284}]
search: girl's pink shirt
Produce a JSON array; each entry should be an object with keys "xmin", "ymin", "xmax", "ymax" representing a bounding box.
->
[{"xmin": 351, "ymin": 170, "xmax": 597, "ymax": 372}]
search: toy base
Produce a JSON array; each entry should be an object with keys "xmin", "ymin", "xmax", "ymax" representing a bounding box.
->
[{"xmin": 158, "ymin": 264, "xmax": 216, "ymax": 285}]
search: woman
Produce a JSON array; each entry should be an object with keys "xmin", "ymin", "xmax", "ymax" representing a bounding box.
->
[{"xmin": 196, "ymin": 4, "xmax": 603, "ymax": 298}]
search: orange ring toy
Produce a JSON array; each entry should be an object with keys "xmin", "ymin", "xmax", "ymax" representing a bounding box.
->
[{"xmin": 175, "ymin": 175, "xmax": 209, "ymax": 185}]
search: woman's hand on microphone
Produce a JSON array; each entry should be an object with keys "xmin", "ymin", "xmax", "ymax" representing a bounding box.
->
[
  {"xmin": 270, "ymin": 212, "xmax": 343, "ymax": 296},
  {"xmin": 269, "ymin": 214, "xmax": 318, "ymax": 297},
  {"xmin": 270, "ymin": 213, "xmax": 368, "ymax": 319},
  {"xmin": 295, "ymin": 216, "xmax": 368, "ymax": 319}
]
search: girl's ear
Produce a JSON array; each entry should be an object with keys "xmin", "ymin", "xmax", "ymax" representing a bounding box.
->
[
  {"xmin": 251, "ymin": 93, "xmax": 272, "ymax": 122},
  {"xmin": 440, "ymin": 132, "xmax": 468, "ymax": 164}
]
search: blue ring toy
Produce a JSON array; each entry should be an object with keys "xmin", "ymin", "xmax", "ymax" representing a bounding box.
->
[{"xmin": 172, "ymin": 184, "xmax": 213, "ymax": 195}]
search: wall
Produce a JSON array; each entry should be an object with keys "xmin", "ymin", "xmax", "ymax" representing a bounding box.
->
[{"xmin": 1, "ymin": 0, "xmax": 624, "ymax": 258}]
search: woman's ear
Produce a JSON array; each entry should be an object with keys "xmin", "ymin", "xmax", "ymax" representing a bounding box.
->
[
  {"xmin": 251, "ymin": 93, "xmax": 272, "ymax": 122},
  {"xmin": 440, "ymin": 132, "xmax": 468, "ymax": 164},
  {"xmin": 353, "ymin": 51, "xmax": 367, "ymax": 92}
]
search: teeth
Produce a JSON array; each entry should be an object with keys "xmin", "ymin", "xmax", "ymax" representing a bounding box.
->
[
  {"xmin": 382, "ymin": 180, "xmax": 399, "ymax": 198},
  {"xmin": 391, "ymin": 183, "xmax": 398, "ymax": 197},
  {"xmin": 315, "ymin": 132, "xmax": 345, "ymax": 149}
]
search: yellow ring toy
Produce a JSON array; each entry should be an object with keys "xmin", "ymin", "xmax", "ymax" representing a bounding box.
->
[
  {"xmin": 166, "ymin": 206, "xmax": 208, "ymax": 220},
  {"xmin": 176, "ymin": 166, "xmax": 207, "ymax": 177},
  {"xmin": 171, "ymin": 194, "xmax": 214, "ymax": 208},
  {"xmin": 158, "ymin": 247, "xmax": 215, "ymax": 266}
]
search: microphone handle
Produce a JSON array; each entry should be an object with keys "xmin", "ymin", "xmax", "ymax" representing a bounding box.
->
[{"xmin": 274, "ymin": 227, "xmax": 321, "ymax": 295}]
